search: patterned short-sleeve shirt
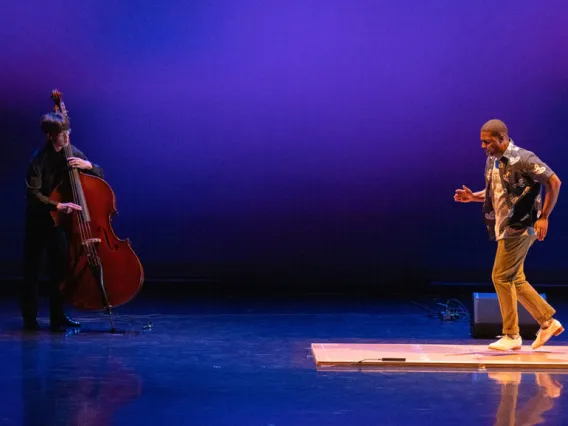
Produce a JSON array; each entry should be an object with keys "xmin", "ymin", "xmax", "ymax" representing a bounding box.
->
[{"xmin": 483, "ymin": 139, "xmax": 555, "ymax": 241}]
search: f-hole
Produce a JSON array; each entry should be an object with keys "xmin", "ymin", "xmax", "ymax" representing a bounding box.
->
[{"xmin": 99, "ymin": 227, "xmax": 119, "ymax": 250}]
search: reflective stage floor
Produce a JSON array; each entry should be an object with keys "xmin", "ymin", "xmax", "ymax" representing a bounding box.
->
[{"xmin": 0, "ymin": 294, "xmax": 567, "ymax": 425}]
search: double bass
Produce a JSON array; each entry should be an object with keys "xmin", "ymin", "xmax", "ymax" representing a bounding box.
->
[{"xmin": 49, "ymin": 90, "xmax": 144, "ymax": 331}]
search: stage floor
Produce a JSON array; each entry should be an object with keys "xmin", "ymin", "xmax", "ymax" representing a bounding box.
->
[
  {"xmin": 311, "ymin": 343, "xmax": 568, "ymax": 369},
  {"xmin": 0, "ymin": 294, "xmax": 567, "ymax": 425}
]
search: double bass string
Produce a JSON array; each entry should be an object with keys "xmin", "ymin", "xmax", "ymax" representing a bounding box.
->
[
  {"xmin": 64, "ymin": 144, "xmax": 89, "ymax": 253},
  {"xmin": 54, "ymin": 97, "xmax": 98, "ymax": 269},
  {"xmin": 64, "ymin": 144, "xmax": 99, "ymax": 269}
]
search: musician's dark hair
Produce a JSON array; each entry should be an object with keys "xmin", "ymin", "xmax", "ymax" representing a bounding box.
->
[{"xmin": 40, "ymin": 112, "xmax": 69, "ymax": 135}]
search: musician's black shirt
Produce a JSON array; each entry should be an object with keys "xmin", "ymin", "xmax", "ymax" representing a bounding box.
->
[{"xmin": 25, "ymin": 142, "xmax": 103, "ymax": 221}]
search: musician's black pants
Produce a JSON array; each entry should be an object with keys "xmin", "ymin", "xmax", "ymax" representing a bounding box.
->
[{"xmin": 21, "ymin": 220, "xmax": 67, "ymax": 322}]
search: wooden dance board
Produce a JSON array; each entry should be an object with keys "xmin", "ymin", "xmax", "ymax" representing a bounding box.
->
[{"xmin": 311, "ymin": 343, "xmax": 568, "ymax": 370}]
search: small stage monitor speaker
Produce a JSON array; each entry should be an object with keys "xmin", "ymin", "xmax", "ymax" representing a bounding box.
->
[{"xmin": 471, "ymin": 292, "xmax": 545, "ymax": 339}]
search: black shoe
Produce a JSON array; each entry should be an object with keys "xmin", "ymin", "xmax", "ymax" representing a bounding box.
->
[
  {"xmin": 23, "ymin": 319, "xmax": 40, "ymax": 331},
  {"xmin": 50, "ymin": 315, "xmax": 81, "ymax": 330}
]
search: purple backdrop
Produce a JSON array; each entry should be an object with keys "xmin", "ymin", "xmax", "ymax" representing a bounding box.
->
[{"xmin": 1, "ymin": 1, "xmax": 567, "ymax": 284}]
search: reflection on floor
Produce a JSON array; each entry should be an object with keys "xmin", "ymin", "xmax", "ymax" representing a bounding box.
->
[{"xmin": 0, "ymin": 295, "xmax": 566, "ymax": 425}]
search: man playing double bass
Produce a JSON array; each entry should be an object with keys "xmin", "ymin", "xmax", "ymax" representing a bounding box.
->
[{"xmin": 22, "ymin": 111, "xmax": 104, "ymax": 331}]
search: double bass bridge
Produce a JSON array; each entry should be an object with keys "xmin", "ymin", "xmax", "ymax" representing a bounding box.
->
[{"xmin": 82, "ymin": 237, "xmax": 102, "ymax": 247}]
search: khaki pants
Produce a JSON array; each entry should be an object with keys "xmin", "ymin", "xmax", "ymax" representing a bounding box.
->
[{"xmin": 492, "ymin": 236, "xmax": 555, "ymax": 335}]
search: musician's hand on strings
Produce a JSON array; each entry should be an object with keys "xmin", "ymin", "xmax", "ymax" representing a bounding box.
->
[
  {"xmin": 68, "ymin": 157, "xmax": 93, "ymax": 170},
  {"xmin": 57, "ymin": 202, "xmax": 82, "ymax": 214}
]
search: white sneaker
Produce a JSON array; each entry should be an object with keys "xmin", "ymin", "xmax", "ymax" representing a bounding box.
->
[
  {"xmin": 488, "ymin": 335, "xmax": 522, "ymax": 351},
  {"xmin": 531, "ymin": 319, "xmax": 564, "ymax": 350}
]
